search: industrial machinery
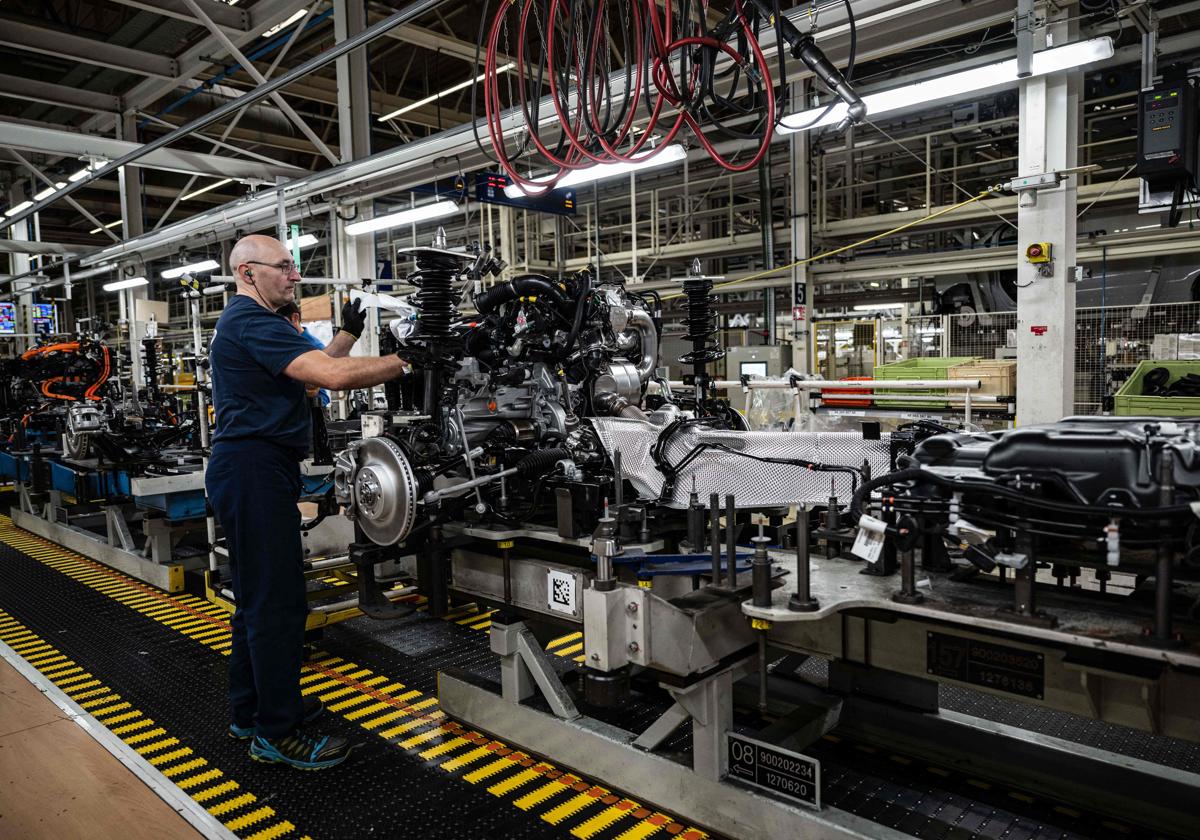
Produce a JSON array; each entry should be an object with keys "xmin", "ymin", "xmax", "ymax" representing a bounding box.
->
[{"xmin": 323, "ymin": 229, "xmax": 1200, "ymax": 839}]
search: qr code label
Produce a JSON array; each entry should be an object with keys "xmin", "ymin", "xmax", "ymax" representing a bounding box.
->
[{"xmin": 547, "ymin": 569, "xmax": 576, "ymax": 615}]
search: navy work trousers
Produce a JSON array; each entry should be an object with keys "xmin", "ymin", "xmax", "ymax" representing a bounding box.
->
[{"xmin": 206, "ymin": 439, "xmax": 306, "ymax": 738}]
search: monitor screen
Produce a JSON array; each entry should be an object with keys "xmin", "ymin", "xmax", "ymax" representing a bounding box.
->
[
  {"xmin": 31, "ymin": 303, "xmax": 56, "ymax": 336},
  {"xmin": 740, "ymin": 361, "xmax": 768, "ymax": 379},
  {"xmin": 0, "ymin": 302, "xmax": 14, "ymax": 335}
]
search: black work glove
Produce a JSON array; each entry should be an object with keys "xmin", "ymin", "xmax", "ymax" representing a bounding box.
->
[{"xmin": 340, "ymin": 297, "xmax": 367, "ymax": 338}]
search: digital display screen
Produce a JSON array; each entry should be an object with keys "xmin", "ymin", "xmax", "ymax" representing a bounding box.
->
[
  {"xmin": 740, "ymin": 361, "xmax": 769, "ymax": 379},
  {"xmin": 0, "ymin": 303, "xmax": 15, "ymax": 335},
  {"xmin": 31, "ymin": 303, "xmax": 56, "ymax": 336}
]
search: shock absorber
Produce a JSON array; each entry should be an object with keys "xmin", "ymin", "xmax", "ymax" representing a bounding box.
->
[
  {"xmin": 397, "ymin": 228, "xmax": 474, "ymax": 448},
  {"xmin": 674, "ymin": 259, "xmax": 725, "ymax": 408}
]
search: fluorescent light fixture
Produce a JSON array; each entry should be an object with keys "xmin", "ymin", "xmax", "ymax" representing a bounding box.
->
[
  {"xmin": 261, "ymin": 9, "xmax": 306, "ymax": 38},
  {"xmin": 345, "ymin": 200, "xmax": 458, "ymax": 236},
  {"xmin": 103, "ymin": 276, "xmax": 149, "ymax": 292},
  {"xmin": 378, "ymin": 63, "xmax": 515, "ymax": 122},
  {"xmin": 34, "ymin": 182, "xmax": 67, "ymax": 201},
  {"xmin": 286, "ymin": 234, "xmax": 319, "ymax": 249},
  {"xmin": 852, "ymin": 302, "xmax": 906, "ymax": 311},
  {"xmin": 89, "ymin": 220, "xmax": 123, "ymax": 234},
  {"xmin": 181, "ymin": 178, "xmax": 234, "ymax": 201},
  {"xmin": 161, "ymin": 259, "xmax": 220, "ymax": 279},
  {"xmin": 779, "ymin": 37, "xmax": 1114, "ymax": 133},
  {"xmin": 504, "ymin": 144, "xmax": 688, "ymax": 198},
  {"xmin": 2, "ymin": 201, "xmax": 33, "ymax": 219},
  {"xmin": 68, "ymin": 161, "xmax": 105, "ymax": 182}
]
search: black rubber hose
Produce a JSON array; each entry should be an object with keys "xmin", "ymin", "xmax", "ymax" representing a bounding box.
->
[
  {"xmin": 516, "ymin": 447, "xmax": 573, "ymax": 477},
  {"xmin": 848, "ymin": 467, "xmax": 928, "ymax": 529},
  {"xmin": 473, "ymin": 275, "xmax": 570, "ymax": 314}
]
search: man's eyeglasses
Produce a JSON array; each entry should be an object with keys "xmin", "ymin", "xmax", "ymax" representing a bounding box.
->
[{"xmin": 245, "ymin": 259, "xmax": 298, "ymax": 274}]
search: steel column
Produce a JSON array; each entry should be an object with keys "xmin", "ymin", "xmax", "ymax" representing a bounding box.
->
[{"xmin": 1015, "ymin": 3, "xmax": 1079, "ymax": 425}]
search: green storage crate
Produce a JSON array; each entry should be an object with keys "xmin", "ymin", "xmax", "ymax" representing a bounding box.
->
[
  {"xmin": 1114, "ymin": 360, "xmax": 1200, "ymax": 417},
  {"xmin": 873, "ymin": 357, "xmax": 979, "ymax": 408}
]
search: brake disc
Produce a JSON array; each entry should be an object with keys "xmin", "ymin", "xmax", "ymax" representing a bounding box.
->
[{"xmin": 335, "ymin": 436, "xmax": 418, "ymax": 545}]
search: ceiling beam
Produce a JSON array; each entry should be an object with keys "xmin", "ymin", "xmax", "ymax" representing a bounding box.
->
[
  {"xmin": 0, "ymin": 240, "xmax": 95, "ymax": 256},
  {"xmin": 0, "ymin": 18, "xmax": 179, "ymax": 80},
  {"xmin": 0, "ymin": 73, "xmax": 121, "ymax": 115},
  {"xmin": 151, "ymin": 112, "xmax": 341, "ymax": 156},
  {"xmin": 0, "ymin": 119, "xmax": 310, "ymax": 181},
  {"xmin": 105, "ymin": 0, "xmax": 250, "ymax": 31},
  {"xmin": 199, "ymin": 68, "xmax": 476, "ymax": 128},
  {"xmin": 78, "ymin": 0, "xmax": 315, "ymax": 138}
]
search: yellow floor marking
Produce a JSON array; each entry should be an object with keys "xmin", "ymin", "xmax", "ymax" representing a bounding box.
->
[
  {"xmin": 134, "ymin": 737, "xmax": 180, "ymax": 755},
  {"xmin": 225, "ymin": 806, "xmax": 276, "ymax": 832},
  {"xmin": 556, "ymin": 643, "xmax": 584, "ymax": 657},
  {"xmin": 245, "ymin": 822, "xmax": 297, "ymax": 840},
  {"xmin": 208, "ymin": 793, "xmax": 257, "ymax": 817},
  {"xmin": 162, "ymin": 758, "xmax": 209, "ymax": 779},
  {"xmin": 360, "ymin": 709, "xmax": 410, "ymax": 731},
  {"xmin": 458, "ymin": 610, "xmax": 496, "ymax": 626},
  {"xmin": 614, "ymin": 815, "xmax": 670, "ymax": 840},
  {"xmin": 542, "ymin": 791, "xmax": 601, "ymax": 825},
  {"xmin": 571, "ymin": 800, "xmax": 640, "ymax": 839},
  {"xmin": 126, "ymin": 728, "xmax": 171, "ymax": 747},
  {"xmin": 68, "ymin": 686, "xmax": 110, "ymax": 702},
  {"xmin": 149, "ymin": 747, "xmax": 194, "ymax": 767},
  {"xmin": 464, "ymin": 755, "xmax": 525, "ymax": 785},
  {"xmin": 419, "ymin": 736, "xmax": 470, "ymax": 760},
  {"xmin": 96, "ymin": 710, "xmax": 142, "ymax": 726},
  {"xmin": 176, "ymin": 770, "xmax": 225, "ymax": 792},
  {"xmin": 110, "ymin": 718, "xmax": 155, "ymax": 736},
  {"xmin": 396, "ymin": 725, "xmax": 452, "ymax": 750},
  {"xmin": 90, "ymin": 701, "xmax": 133, "ymax": 718},
  {"xmin": 486, "ymin": 766, "xmax": 544, "ymax": 797},
  {"xmin": 438, "ymin": 745, "xmax": 494, "ymax": 773},
  {"xmin": 344, "ymin": 701, "xmax": 396, "ymax": 721},
  {"xmin": 514, "ymin": 778, "xmax": 574, "ymax": 811},
  {"xmin": 300, "ymin": 679, "xmax": 343, "ymax": 696},
  {"xmin": 315, "ymin": 686, "xmax": 360, "ymax": 703},
  {"xmin": 78, "ymin": 694, "xmax": 120, "ymax": 710},
  {"xmin": 547, "ymin": 632, "xmax": 583, "ymax": 649}
]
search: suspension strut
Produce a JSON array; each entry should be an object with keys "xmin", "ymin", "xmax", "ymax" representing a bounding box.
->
[{"xmin": 675, "ymin": 259, "xmax": 725, "ymax": 410}]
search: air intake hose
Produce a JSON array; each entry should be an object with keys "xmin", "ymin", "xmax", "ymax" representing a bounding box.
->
[{"xmin": 474, "ymin": 275, "xmax": 569, "ymax": 314}]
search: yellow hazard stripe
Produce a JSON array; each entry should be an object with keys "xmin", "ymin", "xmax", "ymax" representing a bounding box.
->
[{"xmin": 1, "ymin": 517, "xmax": 711, "ymax": 840}]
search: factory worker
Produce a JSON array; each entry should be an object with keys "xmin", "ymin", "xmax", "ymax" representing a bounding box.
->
[{"xmin": 206, "ymin": 234, "xmax": 404, "ymax": 770}]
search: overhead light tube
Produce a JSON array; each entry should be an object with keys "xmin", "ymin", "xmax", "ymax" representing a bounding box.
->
[
  {"xmin": 344, "ymin": 200, "xmax": 458, "ymax": 236},
  {"xmin": 103, "ymin": 276, "xmax": 149, "ymax": 292},
  {"xmin": 779, "ymin": 37, "xmax": 1114, "ymax": 133},
  {"xmin": 504, "ymin": 144, "xmax": 688, "ymax": 198},
  {"xmin": 286, "ymin": 234, "xmax": 319, "ymax": 249},
  {"xmin": 162, "ymin": 259, "xmax": 221, "ymax": 279},
  {"xmin": 181, "ymin": 178, "xmax": 234, "ymax": 201},
  {"xmin": 378, "ymin": 64, "xmax": 515, "ymax": 122}
]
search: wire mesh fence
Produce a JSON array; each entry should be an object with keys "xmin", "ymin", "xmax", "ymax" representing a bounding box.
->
[{"xmin": 889, "ymin": 303, "xmax": 1200, "ymax": 414}]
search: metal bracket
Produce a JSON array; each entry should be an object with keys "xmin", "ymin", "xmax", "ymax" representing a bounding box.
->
[
  {"xmin": 105, "ymin": 506, "xmax": 137, "ymax": 553},
  {"xmin": 490, "ymin": 620, "xmax": 579, "ymax": 720}
]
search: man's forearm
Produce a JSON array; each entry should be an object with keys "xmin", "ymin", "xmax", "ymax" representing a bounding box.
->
[
  {"xmin": 325, "ymin": 330, "xmax": 356, "ymax": 358},
  {"xmin": 329, "ymin": 354, "xmax": 407, "ymax": 390}
]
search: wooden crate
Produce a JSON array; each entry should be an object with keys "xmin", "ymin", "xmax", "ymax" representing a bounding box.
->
[{"xmin": 948, "ymin": 359, "xmax": 1016, "ymax": 399}]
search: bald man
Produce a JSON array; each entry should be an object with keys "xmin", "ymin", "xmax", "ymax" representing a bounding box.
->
[{"xmin": 206, "ymin": 234, "xmax": 403, "ymax": 770}]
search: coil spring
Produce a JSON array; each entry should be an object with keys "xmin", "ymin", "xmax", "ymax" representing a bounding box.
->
[
  {"xmin": 679, "ymin": 277, "xmax": 725, "ymax": 364},
  {"xmin": 411, "ymin": 252, "xmax": 461, "ymax": 338}
]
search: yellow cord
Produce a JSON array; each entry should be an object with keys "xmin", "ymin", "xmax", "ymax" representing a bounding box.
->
[{"xmin": 659, "ymin": 189, "xmax": 997, "ymax": 301}]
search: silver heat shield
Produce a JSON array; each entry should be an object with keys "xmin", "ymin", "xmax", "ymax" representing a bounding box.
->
[{"xmin": 589, "ymin": 418, "xmax": 893, "ymax": 508}]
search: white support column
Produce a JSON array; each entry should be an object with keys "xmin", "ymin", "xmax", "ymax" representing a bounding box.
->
[
  {"xmin": 1015, "ymin": 5, "xmax": 1079, "ymax": 425},
  {"xmin": 789, "ymin": 82, "xmax": 813, "ymax": 374},
  {"xmin": 7, "ymin": 181, "xmax": 32, "ymax": 353},
  {"xmin": 334, "ymin": 0, "xmax": 378, "ymax": 412},
  {"xmin": 118, "ymin": 112, "xmax": 147, "ymax": 392}
]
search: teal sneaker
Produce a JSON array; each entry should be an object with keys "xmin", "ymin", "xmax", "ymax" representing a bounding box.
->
[
  {"xmin": 249, "ymin": 729, "xmax": 355, "ymax": 770},
  {"xmin": 228, "ymin": 696, "xmax": 325, "ymax": 740}
]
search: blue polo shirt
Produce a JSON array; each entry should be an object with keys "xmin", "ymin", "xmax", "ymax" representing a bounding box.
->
[{"xmin": 210, "ymin": 295, "xmax": 317, "ymax": 455}]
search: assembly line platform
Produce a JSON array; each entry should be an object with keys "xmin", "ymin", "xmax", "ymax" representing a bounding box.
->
[{"xmin": 0, "ymin": 513, "xmax": 1192, "ymax": 840}]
